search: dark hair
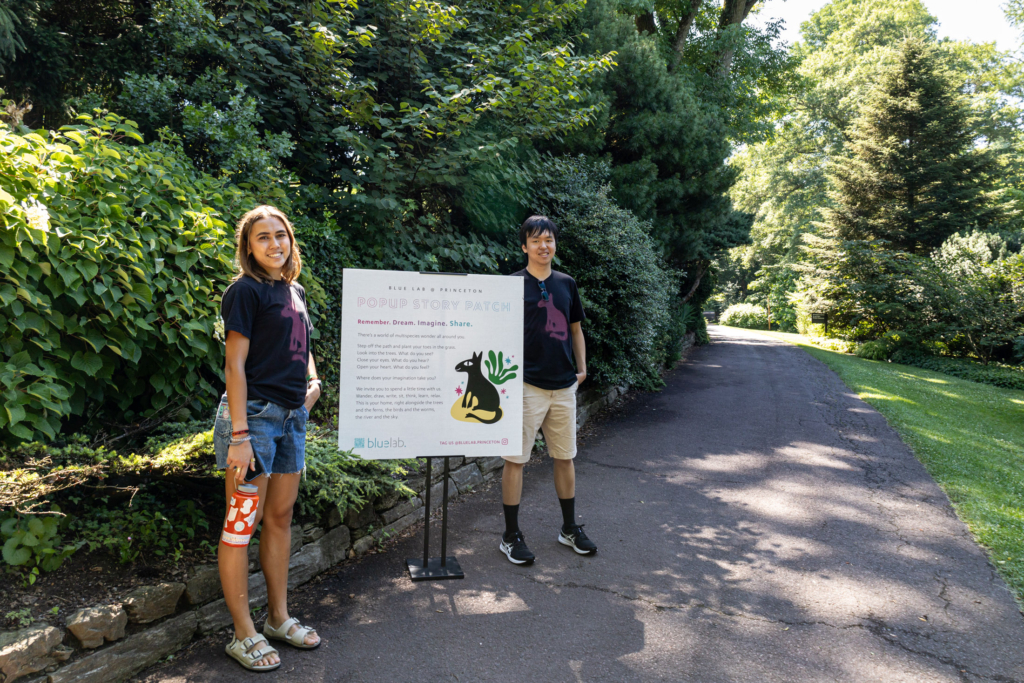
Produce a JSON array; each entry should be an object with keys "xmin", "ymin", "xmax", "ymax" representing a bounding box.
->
[{"xmin": 519, "ymin": 215, "xmax": 559, "ymax": 246}]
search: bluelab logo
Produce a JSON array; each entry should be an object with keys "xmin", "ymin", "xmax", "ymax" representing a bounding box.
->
[{"xmin": 355, "ymin": 437, "xmax": 405, "ymax": 449}]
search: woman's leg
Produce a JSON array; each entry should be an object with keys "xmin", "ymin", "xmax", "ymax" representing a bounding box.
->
[
  {"xmin": 261, "ymin": 473, "xmax": 319, "ymax": 646},
  {"xmin": 219, "ymin": 473, "xmax": 279, "ymax": 666}
]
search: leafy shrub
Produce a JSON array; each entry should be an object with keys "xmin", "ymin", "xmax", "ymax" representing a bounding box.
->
[
  {"xmin": 929, "ymin": 232, "xmax": 1024, "ymax": 363},
  {"xmin": 890, "ymin": 349, "xmax": 1024, "ymax": 391},
  {"xmin": 1, "ymin": 509, "xmax": 78, "ymax": 583},
  {"xmin": 855, "ymin": 330, "xmax": 915, "ymax": 361},
  {"xmin": 798, "ymin": 232, "xmax": 1024, "ymax": 359},
  {"xmin": 0, "ymin": 109, "xmax": 274, "ymax": 443},
  {"xmin": 292, "ymin": 214, "xmax": 359, "ymax": 426},
  {"xmin": 720, "ymin": 303, "xmax": 769, "ymax": 329},
  {"xmin": 69, "ymin": 493, "xmax": 211, "ymax": 564},
  {"xmin": 298, "ymin": 434, "xmax": 416, "ymax": 519},
  {"xmin": 855, "ymin": 341, "xmax": 890, "ymax": 361},
  {"xmin": 532, "ymin": 156, "xmax": 681, "ymax": 390}
]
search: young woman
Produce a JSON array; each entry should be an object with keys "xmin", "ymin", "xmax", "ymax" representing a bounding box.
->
[{"xmin": 213, "ymin": 205, "xmax": 322, "ymax": 671}]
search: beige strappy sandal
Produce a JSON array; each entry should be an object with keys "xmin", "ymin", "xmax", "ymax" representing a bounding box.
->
[
  {"xmin": 263, "ymin": 616, "xmax": 320, "ymax": 649},
  {"xmin": 225, "ymin": 633, "xmax": 281, "ymax": 671}
]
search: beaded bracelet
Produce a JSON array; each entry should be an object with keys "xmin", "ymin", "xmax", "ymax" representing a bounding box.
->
[{"xmin": 229, "ymin": 435, "xmax": 252, "ymax": 446}]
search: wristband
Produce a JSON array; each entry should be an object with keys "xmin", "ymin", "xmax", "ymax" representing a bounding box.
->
[{"xmin": 232, "ymin": 429, "xmax": 250, "ymax": 437}]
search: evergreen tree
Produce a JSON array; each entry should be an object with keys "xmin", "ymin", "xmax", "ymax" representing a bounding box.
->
[{"xmin": 823, "ymin": 36, "xmax": 1001, "ymax": 255}]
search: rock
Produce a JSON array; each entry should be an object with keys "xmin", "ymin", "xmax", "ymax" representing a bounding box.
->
[
  {"xmin": 290, "ymin": 524, "xmax": 302, "ymax": 555},
  {"xmin": 372, "ymin": 490, "xmax": 401, "ymax": 512},
  {"xmin": 0, "ymin": 625, "xmax": 67, "ymax": 683},
  {"xmin": 403, "ymin": 475, "xmax": 427, "ymax": 493},
  {"xmin": 49, "ymin": 612, "xmax": 196, "ymax": 683},
  {"xmin": 475, "ymin": 456, "xmax": 505, "ymax": 475},
  {"xmin": 376, "ymin": 510, "xmax": 420, "ymax": 540},
  {"xmin": 451, "ymin": 465, "xmax": 483, "ymax": 493},
  {"xmin": 352, "ymin": 535, "xmax": 375, "ymax": 557},
  {"xmin": 301, "ymin": 523, "xmax": 325, "ymax": 544},
  {"xmin": 184, "ymin": 565, "xmax": 221, "ymax": 606},
  {"xmin": 320, "ymin": 525, "xmax": 351, "ymax": 567},
  {"xmin": 195, "ymin": 573, "xmax": 267, "ymax": 635},
  {"xmin": 420, "ymin": 479, "xmax": 458, "ymax": 511},
  {"xmin": 122, "ymin": 583, "xmax": 185, "ymax": 624},
  {"xmin": 344, "ymin": 504, "xmax": 377, "ymax": 531},
  {"xmin": 287, "ymin": 542, "xmax": 326, "ymax": 589},
  {"xmin": 419, "ymin": 460, "xmax": 447, "ymax": 483},
  {"xmin": 326, "ymin": 505, "xmax": 343, "ymax": 529},
  {"xmin": 65, "ymin": 605, "xmax": 127, "ymax": 649},
  {"xmin": 441, "ymin": 456, "xmax": 464, "ymax": 469},
  {"xmin": 381, "ymin": 496, "xmax": 422, "ymax": 525}
]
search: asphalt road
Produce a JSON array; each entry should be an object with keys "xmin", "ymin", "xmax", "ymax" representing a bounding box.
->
[{"xmin": 141, "ymin": 326, "xmax": 1024, "ymax": 682}]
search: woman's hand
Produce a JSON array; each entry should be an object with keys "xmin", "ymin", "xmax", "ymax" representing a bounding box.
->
[
  {"xmin": 304, "ymin": 382, "xmax": 321, "ymax": 413},
  {"xmin": 226, "ymin": 439, "xmax": 255, "ymax": 484},
  {"xmin": 576, "ymin": 371, "xmax": 587, "ymax": 386}
]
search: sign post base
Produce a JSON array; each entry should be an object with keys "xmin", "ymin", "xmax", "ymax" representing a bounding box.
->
[
  {"xmin": 407, "ymin": 456, "xmax": 465, "ymax": 582},
  {"xmin": 406, "ymin": 556, "xmax": 465, "ymax": 581}
]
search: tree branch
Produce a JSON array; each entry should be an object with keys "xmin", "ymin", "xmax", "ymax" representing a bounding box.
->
[
  {"xmin": 715, "ymin": 0, "xmax": 759, "ymax": 76},
  {"xmin": 670, "ymin": 0, "xmax": 704, "ymax": 71}
]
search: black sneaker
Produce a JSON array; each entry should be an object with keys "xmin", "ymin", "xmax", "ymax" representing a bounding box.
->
[
  {"xmin": 558, "ymin": 524, "xmax": 597, "ymax": 555},
  {"xmin": 500, "ymin": 531, "xmax": 535, "ymax": 565}
]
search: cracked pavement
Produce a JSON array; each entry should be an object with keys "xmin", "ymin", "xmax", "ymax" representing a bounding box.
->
[{"xmin": 141, "ymin": 326, "xmax": 1024, "ymax": 682}]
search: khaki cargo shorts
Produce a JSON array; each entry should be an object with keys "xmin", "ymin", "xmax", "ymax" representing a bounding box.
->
[{"xmin": 504, "ymin": 382, "xmax": 578, "ymax": 464}]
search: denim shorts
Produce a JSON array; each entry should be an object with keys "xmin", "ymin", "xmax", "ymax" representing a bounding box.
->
[{"xmin": 213, "ymin": 395, "xmax": 309, "ymax": 476}]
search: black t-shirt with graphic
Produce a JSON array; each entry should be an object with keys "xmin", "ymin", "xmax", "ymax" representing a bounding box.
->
[
  {"xmin": 221, "ymin": 275, "xmax": 314, "ymax": 409},
  {"xmin": 514, "ymin": 269, "xmax": 586, "ymax": 390}
]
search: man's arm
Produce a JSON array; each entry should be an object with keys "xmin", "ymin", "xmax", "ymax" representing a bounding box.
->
[{"xmin": 570, "ymin": 321, "xmax": 587, "ymax": 386}]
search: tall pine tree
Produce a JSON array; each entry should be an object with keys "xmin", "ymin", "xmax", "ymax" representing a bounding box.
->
[{"xmin": 823, "ymin": 35, "xmax": 1001, "ymax": 255}]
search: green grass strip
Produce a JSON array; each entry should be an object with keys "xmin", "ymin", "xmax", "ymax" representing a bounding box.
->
[{"xmin": 759, "ymin": 329, "xmax": 1024, "ymax": 607}]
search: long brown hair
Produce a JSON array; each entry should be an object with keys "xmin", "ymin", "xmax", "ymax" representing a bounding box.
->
[{"xmin": 234, "ymin": 205, "xmax": 302, "ymax": 284}]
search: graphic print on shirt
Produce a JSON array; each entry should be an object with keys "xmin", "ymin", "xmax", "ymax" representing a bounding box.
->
[
  {"xmin": 281, "ymin": 288, "xmax": 307, "ymax": 363},
  {"xmin": 538, "ymin": 290, "xmax": 568, "ymax": 340}
]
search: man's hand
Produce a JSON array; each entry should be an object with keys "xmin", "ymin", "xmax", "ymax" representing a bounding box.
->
[
  {"xmin": 576, "ymin": 371, "xmax": 587, "ymax": 386},
  {"xmin": 304, "ymin": 383, "xmax": 321, "ymax": 412}
]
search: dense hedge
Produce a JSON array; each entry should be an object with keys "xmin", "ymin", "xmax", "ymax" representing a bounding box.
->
[
  {"xmin": 720, "ymin": 303, "xmax": 769, "ymax": 329},
  {"xmin": 533, "ymin": 157, "xmax": 684, "ymax": 390},
  {"xmin": 0, "ymin": 113, "xmax": 276, "ymax": 443}
]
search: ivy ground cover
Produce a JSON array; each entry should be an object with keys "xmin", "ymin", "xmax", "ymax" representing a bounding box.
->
[{"xmin": 762, "ymin": 330, "xmax": 1024, "ymax": 607}]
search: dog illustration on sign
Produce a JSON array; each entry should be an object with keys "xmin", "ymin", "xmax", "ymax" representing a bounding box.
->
[{"xmin": 451, "ymin": 351, "xmax": 504, "ymax": 424}]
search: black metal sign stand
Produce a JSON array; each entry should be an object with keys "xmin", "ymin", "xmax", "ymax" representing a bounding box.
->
[{"xmin": 406, "ymin": 456, "xmax": 465, "ymax": 581}]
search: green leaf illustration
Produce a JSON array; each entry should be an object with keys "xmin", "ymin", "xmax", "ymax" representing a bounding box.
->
[{"xmin": 485, "ymin": 350, "xmax": 519, "ymax": 385}]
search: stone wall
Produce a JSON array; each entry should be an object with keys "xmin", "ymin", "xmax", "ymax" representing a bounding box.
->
[{"xmin": 0, "ymin": 383, "xmax": 627, "ymax": 683}]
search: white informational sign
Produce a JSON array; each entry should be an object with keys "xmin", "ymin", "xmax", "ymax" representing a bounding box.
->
[{"xmin": 337, "ymin": 269, "xmax": 524, "ymax": 459}]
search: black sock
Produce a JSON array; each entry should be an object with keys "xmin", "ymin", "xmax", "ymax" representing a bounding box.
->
[
  {"xmin": 559, "ymin": 497, "xmax": 576, "ymax": 530},
  {"xmin": 503, "ymin": 504, "xmax": 520, "ymax": 538}
]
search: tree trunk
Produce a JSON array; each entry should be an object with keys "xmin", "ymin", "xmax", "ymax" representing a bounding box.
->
[
  {"xmin": 715, "ymin": 0, "xmax": 759, "ymax": 76},
  {"xmin": 635, "ymin": 12, "xmax": 657, "ymax": 34},
  {"xmin": 681, "ymin": 262, "xmax": 710, "ymax": 303},
  {"xmin": 670, "ymin": 0, "xmax": 704, "ymax": 71}
]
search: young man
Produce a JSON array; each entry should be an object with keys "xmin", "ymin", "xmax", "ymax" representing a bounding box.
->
[{"xmin": 500, "ymin": 215, "xmax": 597, "ymax": 565}]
